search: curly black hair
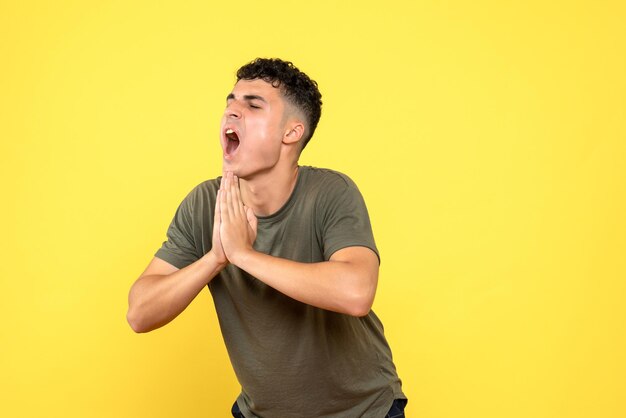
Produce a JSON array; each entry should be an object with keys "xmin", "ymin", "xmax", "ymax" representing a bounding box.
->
[{"xmin": 236, "ymin": 58, "xmax": 322, "ymax": 150}]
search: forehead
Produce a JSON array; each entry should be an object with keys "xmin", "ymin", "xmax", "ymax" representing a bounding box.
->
[{"xmin": 229, "ymin": 78, "xmax": 284, "ymax": 103}]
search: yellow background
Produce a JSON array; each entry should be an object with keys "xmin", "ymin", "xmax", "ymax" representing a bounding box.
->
[{"xmin": 1, "ymin": 1, "xmax": 625, "ymax": 417}]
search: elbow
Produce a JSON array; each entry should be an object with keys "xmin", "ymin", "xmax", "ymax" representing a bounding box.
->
[
  {"xmin": 346, "ymin": 298, "xmax": 373, "ymax": 317},
  {"xmin": 342, "ymin": 272, "xmax": 377, "ymax": 317},
  {"xmin": 126, "ymin": 308, "xmax": 149, "ymax": 333},
  {"xmin": 343, "ymin": 289, "xmax": 375, "ymax": 317},
  {"xmin": 127, "ymin": 287, "xmax": 155, "ymax": 333},
  {"xmin": 347, "ymin": 307, "xmax": 371, "ymax": 318}
]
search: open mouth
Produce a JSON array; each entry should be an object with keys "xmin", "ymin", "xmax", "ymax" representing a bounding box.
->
[{"xmin": 225, "ymin": 128, "xmax": 240, "ymax": 155}]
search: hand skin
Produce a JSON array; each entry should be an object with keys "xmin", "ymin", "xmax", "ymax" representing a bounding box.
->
[
  {"xmin": 211, "ymin": 176, "xmax": 229, "ymax": 265},
  {"xmin": 218, "ymin": 171, "xmax": 258, "ymax": 260},
  {"xmin": 219, "ymin": 171, "xmax": 380, "ymax": 317}
]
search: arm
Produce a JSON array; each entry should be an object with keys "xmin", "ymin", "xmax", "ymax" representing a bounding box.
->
[
  {"xmin": 232, "ymin": 246, "xmax": 379, "ymax": 317},
  {"xmin": 219, "ymin": 172, "xmax": 379, "ymax": 317},
  {"xmin": 126, "ymin": 251, "xmax": 226, "ymax": 333},
  {"xmin": 127, "ymin": 182, "xmax": 233, "ymax": 333}
]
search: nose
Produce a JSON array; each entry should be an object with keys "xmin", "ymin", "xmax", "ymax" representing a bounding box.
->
[{"xmin": 225, "ymin": 101, "xmax": 242, "ymax": 119}]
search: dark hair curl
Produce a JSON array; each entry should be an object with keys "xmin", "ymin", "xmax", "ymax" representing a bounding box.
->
[{"xmin": 236, "ymin": 58, "xmax": 322, "ymax": 150}]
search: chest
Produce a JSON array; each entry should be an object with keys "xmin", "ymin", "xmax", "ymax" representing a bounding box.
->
[{"xmin": 254, "ymin": 207, "xmax": 325, "ymax": 263}]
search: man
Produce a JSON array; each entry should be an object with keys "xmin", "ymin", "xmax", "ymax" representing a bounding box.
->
[{"xmin": 127, "ymin": 58, "xmax": 407, "ymax": 418}]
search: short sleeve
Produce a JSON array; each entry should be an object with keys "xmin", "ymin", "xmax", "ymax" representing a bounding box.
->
[
  {"xmin": 320, "ymin": 175, "xmax": 380, "ymax": 263},
  {"xmin": 154, "ymin": 189, "xmax": 200, "ymax": 269}
]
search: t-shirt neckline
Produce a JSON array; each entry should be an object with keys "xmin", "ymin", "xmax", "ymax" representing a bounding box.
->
[{"xmin": 256, "ymin": 165, "xmax": 308, "ymax": 224}]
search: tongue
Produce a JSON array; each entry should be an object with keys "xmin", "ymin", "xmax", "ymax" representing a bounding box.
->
[{"xmin": 226, "ymin": 139, "xmax": 239, "ymax": 155}]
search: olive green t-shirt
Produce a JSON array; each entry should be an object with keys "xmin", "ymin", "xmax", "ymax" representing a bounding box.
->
[{"xmin": 155, "ymin": 166, "xmax": 405, "ymax": 418}]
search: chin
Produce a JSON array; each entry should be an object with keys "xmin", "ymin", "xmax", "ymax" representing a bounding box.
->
[{"xmin": 222, "ymin": 161, "xmax": 242, "ymax": 177}]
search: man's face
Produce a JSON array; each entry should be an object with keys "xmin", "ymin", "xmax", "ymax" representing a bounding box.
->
[{"xmin": 220, "ymin": 78, "xmax": 288, "ymax": 179}]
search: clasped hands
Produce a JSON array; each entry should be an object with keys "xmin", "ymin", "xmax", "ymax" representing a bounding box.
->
[{"xmin": 211, "ymin": 171, "xmax": 258, "ymax": 267}]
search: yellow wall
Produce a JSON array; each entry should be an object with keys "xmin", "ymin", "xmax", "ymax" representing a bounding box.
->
[{"xmin": 1, "ymin": 1, "xmax": 625, "ymax": 417}]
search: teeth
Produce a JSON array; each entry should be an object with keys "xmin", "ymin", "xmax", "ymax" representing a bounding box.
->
[{"xmin": 225, "ymin": 129, "xmax": 234, "ymax": 134}]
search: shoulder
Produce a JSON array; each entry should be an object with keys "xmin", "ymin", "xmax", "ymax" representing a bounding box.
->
[
  {"xmin": 177, "ymin": 177, "xmax": 221, "ymax": 209},
  {"xmin": 190, "ymin": 176, "xmax": 221, "ymax": 196},
  {"xmin": 298, "ymin": 166, "xmax": 367, "ymax": 213},
  {"xmin": 299, "ymin": 166, "xmax": 359, "ymax": 191}
]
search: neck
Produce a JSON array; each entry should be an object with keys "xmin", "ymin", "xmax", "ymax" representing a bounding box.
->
[{"xmin": 239, "ymin": 162, "xmax": 300, "ymax": 217}]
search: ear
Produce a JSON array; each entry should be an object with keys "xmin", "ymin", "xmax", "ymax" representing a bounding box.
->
[{"xmin": 282, "ymin": 120, "xmax": 305, "ymax": 146}]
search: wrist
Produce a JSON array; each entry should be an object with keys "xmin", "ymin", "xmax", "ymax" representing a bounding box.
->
[
  {"xmin": 203, "ymin": 249, "xmax": 228, "ymax": 270},
  {"xmin": 229, "ymin": 246, "xmax": 255, "ymax": 268}
]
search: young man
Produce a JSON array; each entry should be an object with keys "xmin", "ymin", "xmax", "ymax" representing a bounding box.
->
[{"xmin": 127, "ymin": 58, "xmax": 407, "ymax": 418}]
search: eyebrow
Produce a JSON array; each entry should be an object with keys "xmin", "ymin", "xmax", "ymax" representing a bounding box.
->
[{"xmin": 226, "ymin": 93, "xmax": 268, "ymax": 103}]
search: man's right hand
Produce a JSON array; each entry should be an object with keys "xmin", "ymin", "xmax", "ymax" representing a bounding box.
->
[
  {"xmin": 211, "ymin": 177, "xmax": 228, "ymax": 266},
  {"xmin": 127, "ymin": 177, "xmax": 231, "ymax": 334}
]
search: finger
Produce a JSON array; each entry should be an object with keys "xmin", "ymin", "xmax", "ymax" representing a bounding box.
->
[
  {"xmin": 214, "ymin": 190, "xmax": 221, "ymax": 224},
  {"xmin": 233, "ymin": 175, "xmax": 245, "ymax": 215},
  {"xmin": 220, "ymin": 184, "xmax": 230, "ymax": 221},
  {"xmin": 246, "ymin": 206, "xmax": 258, "ymax": 233},
  {"xmin": 228, "ymin": 172, "xmax": 241, "ymax": 213},
  {"xmin": 225, "ymin": 173, "xmax": 234, "ymax": 217}
]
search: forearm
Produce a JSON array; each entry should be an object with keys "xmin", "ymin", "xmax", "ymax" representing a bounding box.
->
[
  {"xmin": 232, "ymin": 249, "xmax": 377, "ymax": 317},
  {"xmin": 127, "ymin": 251, "xmax": 226, "ymax": 333},
  {"xmin": 218, "ymin": 172, "xmax": 378, "ymax": 316}
]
